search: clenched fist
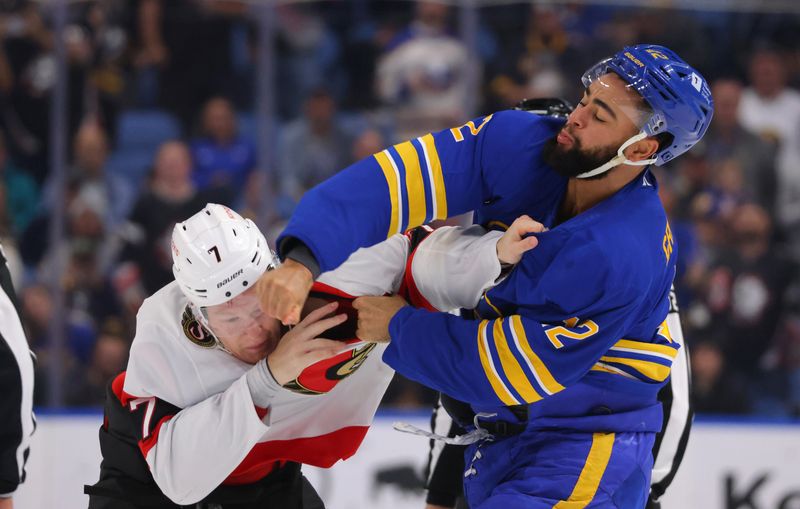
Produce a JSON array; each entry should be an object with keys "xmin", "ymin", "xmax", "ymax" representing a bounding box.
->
[
  {"xmin": 256, "ymin": 259, "xmax": 314, "ymax": 325},
  {"xmin": 352, "ymin": 295, "xmax": 408, "ymax": 342}
]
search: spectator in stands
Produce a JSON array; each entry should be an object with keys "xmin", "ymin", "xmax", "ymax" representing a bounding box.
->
[
  {"xmin": 20, "ymin": 283, "xmax": 91, "ymax": 405},
  {"xmin": 43, "ymin": 122, "xmax": 132, "ymax": 228},
  {"xmin": 65, "ymin": 329, "xmax": 128, "ymax": 406},
  {"xmin": 705, "ymin": 79, "xmax": 777, "ymax": 214},
  {"xmin": 488, "ymin": 5, "xmax": 592, "ymax": 108},
  {"xmin": 278, "ymin": 88, "xmax": 352, "ymax": 203},
  {"xmin": 690, "ymin": 340, "xmax": 751, "ymax": 414},
  {"xmin": 59, "ymin": 198, "xmax": 123, "ymax": 332},
  {"xmin": 33, "ymin": 191, "xmax": 123, "ymax": 356},
  {"xmin": 739, "ymin": 48, "xmax": 800, "ymax": 150},
  {"xmin": 0, "ymin": 1, "xmax": 55, "ymax": 182},
  {"xmin": 69, "ymin": 0, "xmax": 129, "ymax": 142},
  {"xmin": 0, "ymin": 130, "xmax": 37, "ymax": 235},
  {"xmin": 117, "ymin": 141, "xmax": 207, "ymax": 299},
  {"xmin": 738, "ymin": 48, "xmax": 800, "ymax": 252},
  {"xmin": 701, "ymin": 203, "xmax": 794, "ymax": 378},
  {"xmin": 274, "ymin": 3, "xmax": 344, "ymax": 118},
  {"xmin": 376, "ymin": 1, "xmax": 470, "ymax": 138},
  {"xmin": 132, "ymin": 0, "xmax": 245, "ymax": 129},
  {"xmin": 351, "ymin": 128, "xmax": 386, "ymax": 163},
  {"xmin": 703, "ymin": 158, "xmax": 749, "ymax": 224},
  {"xmin": 190, "ymin": 96, "xmax": 256, "ymax": 206},
  {"xmin": 672, "ymin": 143, "xmax": 712, "ymax": 221},
  {"xmin": 658, "ymin": 175, "xmax": 700, "ymax": 309}
]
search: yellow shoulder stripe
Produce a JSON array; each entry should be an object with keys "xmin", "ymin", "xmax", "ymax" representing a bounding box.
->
[
  {"xmin": 394, "ymin": 141, "xmax": 426, "ymax": 229},
  {"xmin": 374, "ymin": 150, "xmax": 402, "ymax": 237},
  {"xmin": 419, "ymin": 133, "xmax": 447, "ymax": 220}
]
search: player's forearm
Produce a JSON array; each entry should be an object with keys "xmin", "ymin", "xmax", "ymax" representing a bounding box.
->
[
  {"xmin": 385, "ymin": 307, "xmax": 633, "ymax": 408},
  {"xmin": 0, "ymin": 496, "xmax": 12, "ymax": 509},
  {"xmin": 410, "ymin": 226, "xmax": 504, "ymax": 311},
  {"xmin": 384, "ymin": 307, "xmax": 507, "ymax": 407},
  {"xmin": 277, "ymin": 156, "xmax": 398, "ymax": 274},
  {"xmin": 278, "ymin": 120, "xmax": 493, "ymax": 274},
  {"xmin": 147, "ymin": 376, "xmax": 269, "ymax": 504}
]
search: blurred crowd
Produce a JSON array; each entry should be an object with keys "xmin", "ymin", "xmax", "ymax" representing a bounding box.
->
[{"xmin": 1, "ymin": 0, "xmax": 799, "ymax": 417}]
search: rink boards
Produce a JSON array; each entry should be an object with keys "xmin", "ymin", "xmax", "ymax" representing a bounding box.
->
[{"xmin": 15, "ymin": 412, "xmax": 800, "ymax": 509}]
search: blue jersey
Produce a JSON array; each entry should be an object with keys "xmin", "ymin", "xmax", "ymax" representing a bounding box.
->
[
  {"xmin": 280, "ymin": 110, "xmax": 678, "ymax": 433},
  {"xmin": 279, "ymin": 110, "xmax": 566, "ymax": 273},
  {"xmin": 190, "ymin": 136, "xmax": 257, "ymax": 194}
]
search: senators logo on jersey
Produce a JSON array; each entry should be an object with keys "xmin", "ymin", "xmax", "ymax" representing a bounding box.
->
[
  {"xmin": 180, "ymin": 306, "xmax": 216, "ymax": 348},
  {"xmin": 284, "ymin": 342, "xmax": 377, "ymax": 395}
]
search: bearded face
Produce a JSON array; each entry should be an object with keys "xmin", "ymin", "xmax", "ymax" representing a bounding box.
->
[{"xmin": 541, "ymin": 132, "xmax": 618, "ymax": 180}]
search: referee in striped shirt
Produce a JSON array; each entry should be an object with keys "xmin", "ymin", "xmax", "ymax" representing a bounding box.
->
[{"xmin": 0, "ymin": 244, "xmax": 35, "ymax": 509}]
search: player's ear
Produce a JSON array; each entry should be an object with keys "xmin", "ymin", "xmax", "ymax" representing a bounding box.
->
[{"xmin": 625, "ymin": 136, "xmax": 659, "ymax": 162}]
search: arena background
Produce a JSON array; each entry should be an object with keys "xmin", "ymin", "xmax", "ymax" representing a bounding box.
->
[{"xmin": 2, "ymin": 0, "xmax": 799, "ymax": 507}]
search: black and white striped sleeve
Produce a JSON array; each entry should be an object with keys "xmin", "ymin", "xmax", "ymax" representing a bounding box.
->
[
  {"xmin": 0, "ymin": 245, "xmax": 35, "ymax": 498},
  {"xmin": 424, "ymin": 394, "xmax": 468, "ymax": 508},
  {"xmin": 649, "ymin": 287, "xmax": 692, "ymax": 504}
]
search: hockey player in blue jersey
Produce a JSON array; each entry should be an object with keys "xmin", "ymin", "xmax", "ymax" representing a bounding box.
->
[{"xmin": 258, "ymin": 45, "xmax": 713, "ymax": 508}]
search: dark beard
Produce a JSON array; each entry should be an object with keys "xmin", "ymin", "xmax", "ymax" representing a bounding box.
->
[{"xmin": 542, "ymin": 135, "xmax": 618, "ymax": 180}]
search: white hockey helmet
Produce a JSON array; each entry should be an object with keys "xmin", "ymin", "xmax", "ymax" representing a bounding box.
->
[{"xmin": 171, "ymin": 204, "xmax": 278, "ymax": 308}]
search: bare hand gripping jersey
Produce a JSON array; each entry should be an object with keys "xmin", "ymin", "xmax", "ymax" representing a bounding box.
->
[{"xmin": 86, "ymin": 226, "xmax": 503, "ymax": 508}]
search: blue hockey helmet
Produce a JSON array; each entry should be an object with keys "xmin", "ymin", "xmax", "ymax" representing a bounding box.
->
[{"xmin": 582, "ymin": 44, "xmax": 714, "ymax": 167}]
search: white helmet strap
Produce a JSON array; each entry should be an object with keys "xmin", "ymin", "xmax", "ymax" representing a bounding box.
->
[{"xmin": 574, "ymin": 131, "xmax": 657, "ymax": 179}]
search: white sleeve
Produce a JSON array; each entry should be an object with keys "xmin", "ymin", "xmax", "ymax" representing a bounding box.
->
[
  {"xmin": 411, "ymin": 225, "xmax": 503, "ymax": 311},
  {"xmin": 316, "ymin": 225, "xmax": 502, "ymax": 311},
  {"xmin": 145, "ymin": 375, "xmax": 269, "ymax": 504},
  {"xmin": 124, "ymin": 320, "xmax": 271, "ymax": 504},
  {"xmin": 317, "ymin": 233, "xmax": 410, "ymax": 295}
]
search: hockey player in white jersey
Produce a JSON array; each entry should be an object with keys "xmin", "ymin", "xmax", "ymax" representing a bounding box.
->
[{"xmin": 85, "ymin": 204, "xmax": 539, "ymax": 509}]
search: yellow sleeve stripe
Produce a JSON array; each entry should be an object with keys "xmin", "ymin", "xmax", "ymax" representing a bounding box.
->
[
  {"xmin": 599, "ymin": 356, "xmax": 672, "ymax": 382},
  {"xmin": 477, "ymin": 320, "xmax": 519, "ymax": 406},
  {"xmin": 553, "ymin": 432, "xmax": 615, "ymax": 509},
  {"xmin": 610, "ymin": 339, "xmax": 678, "ymax": 361},
  {"xmin": 395, "ymin": 141, "xmax": 427, "ymax": 229},
  {"xmin": 419, "ymin": 133, "xmax": 447, "ymax": 220},
  {"xmin": 492, "ymin": 319, "xmax": 542, "ymax": 403},
  {"xmin": 374, "ymin": 150, "xmax": 403, "ymax": 237},
  {"xmin": 590, "ymin": 362, "xmax": 640, "ymax": 380},
  {"xmin": 509, "ymin": 315, "xmax": 565, "ymax": 395}
]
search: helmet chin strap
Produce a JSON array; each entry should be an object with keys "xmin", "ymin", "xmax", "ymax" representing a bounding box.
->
[{"xmin": 574, "ymin": 131, "xmax": 657, "ymax": 179}]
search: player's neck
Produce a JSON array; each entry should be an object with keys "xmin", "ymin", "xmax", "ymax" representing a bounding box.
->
[{"xmin": 559, "ymin": 164, "xmax": 642, "ymax": 221}]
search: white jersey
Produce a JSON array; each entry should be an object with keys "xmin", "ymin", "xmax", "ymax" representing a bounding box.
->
[{"xmin": 113, "ymin": 226, "xmax": 502, "ymax": 505}]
